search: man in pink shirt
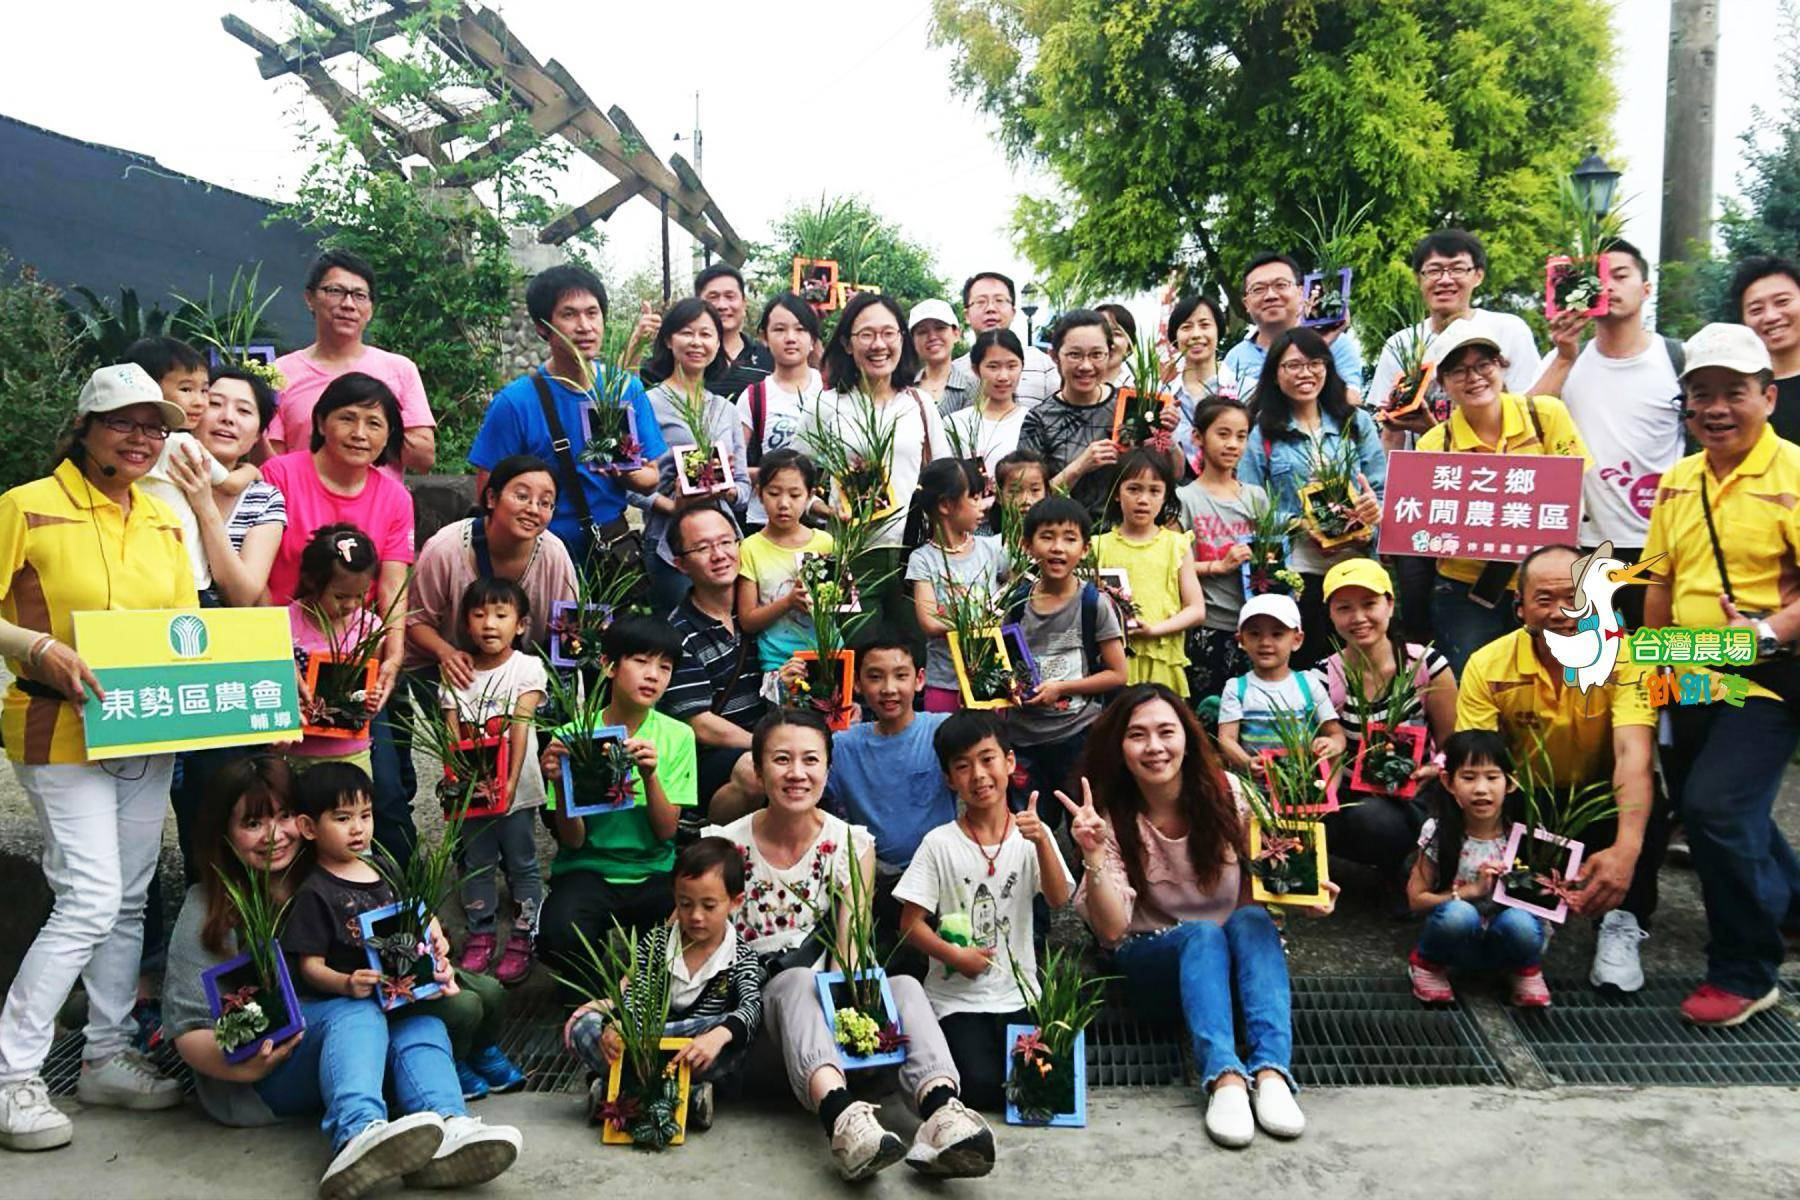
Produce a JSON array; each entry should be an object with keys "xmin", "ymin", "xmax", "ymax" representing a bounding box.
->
[{"xmin": 268, "ymin": 249, "xmax": 437, "ymax": 480}]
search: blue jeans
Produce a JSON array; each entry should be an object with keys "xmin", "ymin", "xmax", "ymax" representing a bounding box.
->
[
  {"xmin": 1112, "ymin": 907, "xmax": 1294, "ymax": 1091},
  {"xmin": 1666, "ymin": 697, "xmax": 1800, "ymax": 997},
  {"xmin": 367, "ymin": 709, "xmax": 417, "ymax": 866},
  {"xmin": 1416, "ymin": 900, "xmax": 1546, "ymax": 971},
  {"xmin": 1430, "ymin": 576, "xmax": 1520, "ymax": 677},
  {"xmin": 255, "ymin": 995, "xmax": 466, "ymax": 1151}
]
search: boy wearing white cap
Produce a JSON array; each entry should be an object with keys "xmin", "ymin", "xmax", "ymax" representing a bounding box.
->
[{"xmin": 1216, "ymin": 593, "xmax": 1346, "ymax": 772}]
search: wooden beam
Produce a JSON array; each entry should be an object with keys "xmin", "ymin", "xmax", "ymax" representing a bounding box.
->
[
  {"xmin": 670, "ymin": 152, "xmax": 744, "ymax": 262},
  {"xmin": 539, "ymin": 178, "xmax": 647, "ymax": 244},
  {"xmin": 240, "ymin": 7, "xmax": 405, "ymax": 78}
]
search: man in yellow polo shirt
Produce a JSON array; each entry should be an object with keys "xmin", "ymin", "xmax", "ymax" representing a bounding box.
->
[
  {"xmin": 1456, "ymin": 544, "xmax": 1659, "ymax": 993},
  {"xmin": 1643, "ymin": 322, "xmax": 1800, "ymax": 1027},
  {"xmin": 1414, "ymin": 319, "xmax": 1592, "ymax": 675}
]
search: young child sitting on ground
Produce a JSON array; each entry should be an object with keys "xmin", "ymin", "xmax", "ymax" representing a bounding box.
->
[
  {"xmin": 562, "ymin": 837, "xmax": 763, "ymax": 1133},
  {"xmin": 1215, "ymin": 593, "xmax": 1346, "ymax": 772},
  {"xmin": 896, "ymin": 713, "xmax": 1073, "ymax": 1110},
  {"xmin": 1406, "ymin": 731, "xmax": 1552, "ymax": 1009},
  {"xmin": 281, "ymin": 763, "xmax": 528, "ymax": 1106}
]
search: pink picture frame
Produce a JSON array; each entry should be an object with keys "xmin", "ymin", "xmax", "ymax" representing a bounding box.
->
[
  {"xmin": 672, "ymin": 441, "xmax": 735, "ymax": 497},
  {"xmin": 1491, "ymin": 823, "xmax": 1586, "ymax": 925},
  {"xmin": 1544, "ymin": 253, "xmax": 1612, "ymax": 320}
]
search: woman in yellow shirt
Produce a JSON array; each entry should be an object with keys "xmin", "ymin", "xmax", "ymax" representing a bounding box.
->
[{"xmin": 0, "ymin": 365, "xmax": 198, "ymax": 1150}]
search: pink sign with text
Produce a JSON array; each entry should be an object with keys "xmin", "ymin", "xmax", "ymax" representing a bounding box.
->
[{"xmin": 1377, "ymin": 450, "xmax": 1586, "ymax": 561}]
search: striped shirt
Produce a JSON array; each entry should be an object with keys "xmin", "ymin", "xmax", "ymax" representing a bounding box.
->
[
  {"xmin": 1321, "ymin": 644, "xmax": 1453, "ymax": 755},
  {"xmin": 222, "ymin": 481, "xmax": 287, "ymax": 552},
  {"xmin": 627, "ymin": 924, "xmax": 763, "ymax": 1047},
  {"xmin": 661, "ymin": 596, "xmax": 766, "ymax": 732}
]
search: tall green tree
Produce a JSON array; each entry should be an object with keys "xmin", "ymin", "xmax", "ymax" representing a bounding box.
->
[
  {"xmin": 932, "ymin": 0, "xmax": 1616, "ymax": 341},
  {"xmin": 747, "ymin": 195, "xmax": 947, "ymax": 312}
]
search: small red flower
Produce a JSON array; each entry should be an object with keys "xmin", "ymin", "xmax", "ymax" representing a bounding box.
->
[
  {"xmin": 875, "ymin": 1023, "xmax": 909, "ymax": 1054},
  {"xmin": 598, "ymin": 1094, "xmax": 640, "ymax": 1130}
]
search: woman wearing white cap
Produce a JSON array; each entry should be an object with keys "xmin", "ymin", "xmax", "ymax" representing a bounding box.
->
[
  {"xmin": 0, "ymin": 364, "xmax": 198, "ymax": 1151},
  {"xmin": 910, "ymin": 299, "xmax": 977, "ymax": 414},
  {"xmin": 1412, "ymin": 318, "xmax": 1592, "ymax": 675}
]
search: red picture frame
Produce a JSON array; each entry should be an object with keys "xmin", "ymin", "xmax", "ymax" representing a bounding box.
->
[
  {"xmin": 791, "ymin": 650, "xmax": 856, "ymax": 731},
  {"xmin": 445, "ymin": 732, "xmax": 511, "ymax": 819},
  {"xmin": 1254, "ymin": 747, "xmax": 1340, "ymax": 816},
  {"xmin": 1544, "ymin": 253, "xmax": 1612, "ymax": 320},
  {"xmin": 1347, "ymin": 722, "xmax": 1429, "ymax": 799}
]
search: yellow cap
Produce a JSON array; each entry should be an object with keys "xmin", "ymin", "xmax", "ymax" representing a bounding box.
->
[{"xmin": 1322, "ymin": 557, "xmax": 1393, "ymax": 600}]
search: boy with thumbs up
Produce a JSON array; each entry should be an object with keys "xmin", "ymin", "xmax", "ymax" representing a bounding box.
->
[{"xmin": 893, "ymin": 712, "xmax": 1075, "ymax": 1111}]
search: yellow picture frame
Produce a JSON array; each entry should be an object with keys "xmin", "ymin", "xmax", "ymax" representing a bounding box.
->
[
  {"xmin": 1247, "ymin": 821, "xmax": 1332, "ymax": 908},
  {"xmin": 1297, "ymin": 481, "xmax": 1371, "ymax": 551},
  {"xmin": 948, "ymin": 628, "xmax": 1014, "ymax": 710},
  {"xmin": 600, "ymin": 1036, "xmax": 693, "ymax": 1147}
]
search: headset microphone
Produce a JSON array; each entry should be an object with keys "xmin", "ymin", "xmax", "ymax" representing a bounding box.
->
[
  {"xmin": 1679, "ymin": 408, "xmax": 1697, "ymax": 420},
  {"xmin": 99, "ymin": 464, "xmax": 117, "ymax": 477}
]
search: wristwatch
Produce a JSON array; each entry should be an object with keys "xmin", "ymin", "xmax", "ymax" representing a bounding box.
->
[{"xmin": 1754, "ymin": 619, "xmax": 1783, "ymax": 660}]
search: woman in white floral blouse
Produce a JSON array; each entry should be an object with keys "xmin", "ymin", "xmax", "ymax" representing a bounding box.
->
[{"xmin": 706, "ymin": 708, "xmax": 995, "ymax": 1182}]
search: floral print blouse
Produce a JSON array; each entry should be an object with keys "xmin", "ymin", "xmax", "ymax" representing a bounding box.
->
[{"xmin": 707, "ymin": 812, "xmax": 873, "ymax": 957}]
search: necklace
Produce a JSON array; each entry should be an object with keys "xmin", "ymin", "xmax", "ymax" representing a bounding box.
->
[{"xmin": 959, "ymin": 814, "xmax": 1011, "ymax": 876}]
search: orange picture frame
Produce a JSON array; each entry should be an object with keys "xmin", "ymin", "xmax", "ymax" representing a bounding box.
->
[{"xmin": 300, "ymin": 653, "xmax": 377, "ymax": 740}]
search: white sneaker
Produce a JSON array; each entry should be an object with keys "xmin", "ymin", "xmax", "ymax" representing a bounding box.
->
[
  {"xmin": 0, "ymin": 1076, "xmax": 72, "ymax": 1152},
  {"xmin": 1204, "ymin": 1082, "xmax": 1255, "ymax": 1148},
  {"xmin": 319, "ymin": 1112, "xmax": 444, "ymax": 1200},
  {"xmin": 76, "ymin": 1049, "xmax": 181, "ymax": 1111},
  {"xmin": 1252, "ymin": 1075, "xmax": 1306, "ymax": 1138},
  {"xmin": 904, "ymin": 1095, "xmax": 995, "ymax": 1178},
  {"xmin": 829, "ymin": 1100, "xmax": 906, "ymax": 1182},
  {"xmin": 403, "ymin": 1115, "xmax": 521, "ymax": 1189},
  {"xmin": 1590, "ymin": 910, "xmax": 1648, "ymax": 993}
]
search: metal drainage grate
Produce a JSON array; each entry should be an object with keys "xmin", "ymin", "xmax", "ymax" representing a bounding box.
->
[
  {"xmin": 495, "ymin": 988, "xmax": 590, "ymax": 1095},
  {"xmin": 1085, "ymin": 1007, "xmax": 1191, "ymax": 1087},
  {"xmin": 44, "ymin": 1033, "xmax": 193, "ymax": 1098},
  {"xmin": 1291, "ymin": 975, "xmax": 1508, "ymax": 1087},
  {"xmin": 1506, "ymin": 976, "xmax": 1800, "ymax": 1086}
]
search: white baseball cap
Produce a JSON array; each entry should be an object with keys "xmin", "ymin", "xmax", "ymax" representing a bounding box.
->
[
  {"xmin": 908, "ymin": 298, "xmax": 959, "ymax": 331},
  {"xmin": 1680, "ymin": 323, "xmax": 1773, "ymax": 379},
  {"xmin": 1424, "ymin": 316, "xmax": 1502, "ymax": 369},
  {"xmin": 1238, "ymin": 592, "xmax": 1303, "ymax": 631},
  {"xmin": 76, "ymin": 363, "xmax": 187, "ymax": 430}
]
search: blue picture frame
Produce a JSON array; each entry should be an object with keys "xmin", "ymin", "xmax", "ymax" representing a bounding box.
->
[
  {"xmin": 356, "ymin": 901, "xmax": 446, "ymax": 1011},
  {"xmin": 1239, "ymin": 532, "xmax": 1293, "ymax": 597},
  {"xmin": 554, "ymin": 723, "xmax": 636, "ymax": 818},
  {"xmin": 548, "ymin": 601, "xmax": 612, "ymax": 670},
  {"xmin": 814, "ymin": 968, "xmax": 907, "ymax": 1071},
  {"xmin": 1002, "ymin": 1025, "xmax": 1087, "ymax": 1128}
]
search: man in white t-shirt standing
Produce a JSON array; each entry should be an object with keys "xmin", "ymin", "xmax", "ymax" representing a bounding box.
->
[
  {"xmin": 949, "ymin": 272, "xmax": 1059, "ymax": 410},
  {"xmin": 1530, "ymin": 240, "xmax": 1685, "ymax": 631},
  {"xmin": 1375, "ymin": 230, "xmax": 1543, "ymax": 449}
]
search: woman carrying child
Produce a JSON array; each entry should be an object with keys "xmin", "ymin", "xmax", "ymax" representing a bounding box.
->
[
  {"xmin": 708, "ymin": 709, "xmax": 996, "ymax": 1182},
  {"xmin": 1070, "ymin": 684, "xmax": 1336, "ymax": 1149},
  {"xmin": 165, "ymin": 757, "xmax": 522, "ymax": 1200}
]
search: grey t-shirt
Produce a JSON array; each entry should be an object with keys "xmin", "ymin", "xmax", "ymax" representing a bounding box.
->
[
  {"xmin": 163, "ymin": 885, "xmax": 281, "ymax": 1128},
  {"xmin": 1177, "ymin": 479, "xmax": 1268, "ymax": 632},
  {"xmin": 906, "ymin": 535, "xmax": 1010, "ymax": 689},
  {"xmin": 1006, "ymin": 584, "xmax": 1125, "ymax": 746}
]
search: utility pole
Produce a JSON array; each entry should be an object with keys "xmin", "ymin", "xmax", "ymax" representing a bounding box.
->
[
  {"xmin": 674, "ymin": 92, "xmax": 706, "ymax": 274},
  {"xmin": 1659, "ymin": 0, "xmax": 1718, "ymax": 270}
]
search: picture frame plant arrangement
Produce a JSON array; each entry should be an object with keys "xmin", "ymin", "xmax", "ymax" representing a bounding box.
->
[
  {"xmin": 1111, "ymin": 337, "xmax": 1175, "ymax": 450},
  {"xmin": 1339, "ymin": 646, "xmax": 1431, "ymax": 799},
  {"xmin": 1300, "ymin": 268, "xmax": 1353, "ymax": 329},
  {"xmin": 1374, "ymin": 297, "xmax": 1437, "ymax": 425},
  {"xmin": 1250, "ymin": 702, "xmax": 1342, "ymax": 817},
  {"xmin": 548, "ymin": 554, "xmax": 644, "ymax": 672},
  {"xmin": 550, "ymin": 326, "xmax": 646, "ymax": 474},
  {"xmin": 1003, "ymin": 948, "xmax": 1110, "ymax": 1128},
  {"xmin": 939, "ymin": 576, "xmax": 1022, "ymax": 710},
  {"xmin": 1238, "ymin": 766, "xmax": 1332, "ymax": 909},
  {"xmin": 1089, "ymin": 565, "xmax": 1141, "ymax": 631},
  {"xmin": 999, "ymin": 623, "xmax": 1040, "ymax": 697},
  {"xmin": 1241, "ymin": 498, "xmax": 1303, "ymax": 599},
  {"xmin": 1544, "ymin": 174, "xmax": 1626, "ymax": 320},
  {"xmin": 787, "ymin": 650, "xmax": 857, "ymax": 732},
  {"xmin": 362, "ymin": 821, "xmax": 464, "ymax": 1011},
  {"xmin": 1492, "ymin": 744, "xmax": 1619, "ymax": 925},
  {"xmin": 201, "ymin": 850, "xmax": 303, "ymax": 1063},
  {"xmin": 408, "ymin": 698, "xmax": 512, "ymax": 820},
  {"xmin": 792, "ymin": 256, "xmax": 840, "ymax": 310},
  {"xmin": 297, "ymin": 578, "xmax": 406, "ymax": 740},
  {"xmin": 1296, "ymin": 434, "xmax": 1371, "ymax": 551},
  {"xmin": 805, "ymin": 859, "xmax": 908, "ymax": 1071},
  {"xmin": 550, "ymin": 924, "xmax": 692, "ymax": 1150},
  {"xmin": 1296, "ymin": 195, "xmax": 1372, "ymax": 331},
  {"xmin": 667, "ymin": 379, "xmax": 737, "ymax": 498},
  {"xmin": 806, "ymin": 387, "xmax": 902, "ymax": 523},
  {"xmin": 538, "ymin": 668, "xmax": 637, "ymax": 818}
]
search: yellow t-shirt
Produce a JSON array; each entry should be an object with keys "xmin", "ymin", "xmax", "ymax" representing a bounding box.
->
[
  {"xmin": 0, "ymin": 460, "xmax": 199, "ymax": 764},
  {"xmin": 1642, "ymin": 425, "xmax": 1800, "ymax": 704},
  {"xmin": 1095, "ymin": 526, "xmax": 1191, "ymax": 693},
  {"xmin": 1454, "ymin": 627, "xmax": 1654, "ymax": 787},
  {"xmin": 739, "ymin": 527, "xmax": 835, "ymax": 672},
  {"xmin": 1416, "ymin": 394, "xmax": 1593, "ymax": 585}
]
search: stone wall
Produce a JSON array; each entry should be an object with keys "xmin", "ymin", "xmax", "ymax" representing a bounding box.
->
[{"xmin": 498, "ymin": 231, "xmax": 570, "ymax": 379}]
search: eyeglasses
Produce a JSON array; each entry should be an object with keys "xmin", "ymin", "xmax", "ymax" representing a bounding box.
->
[
  {"xmin": 1246, "ymin": 279, "xmax": 1296, "ymax": 299},
  {"xmin": 677, "ymin": 535, "xmax": 740, "ymax": 558},
  {"xmin": 502, "ymin": 488, "xmax": 556, "ymax": 512},
  {"xmin": 851, "ymin": 329, "xmax": 902, "ymax": 347},
  {"xmin": 1440, "ymin": 356, "xmax": 1502, "ymax": 383},
  {"xmin": 966, "ymin": 296, "xmax": 1010, "ymax": 312},
  {"xmin": 94, "ymin": 414, "xmax": 171, "ymax": 440},
  {"xmin": 1058, "ymin": 349, "xmax": 1110, "ymax": 365},
  {"xmin": 314, "ymin": 283, "xmax": 373, "ymax": 307},
  {"xmin": 1418, "ymin": 264, "xmax": 1476, "ymax": 282},
  {"xmin": 1279, "ymin": 359, "xmax": 1327, "ymax": 376}
]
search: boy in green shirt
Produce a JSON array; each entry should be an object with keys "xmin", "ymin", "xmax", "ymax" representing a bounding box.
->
[{"xmin": 538, "ymin": 614, "xmax": 696, "ymax": 997}]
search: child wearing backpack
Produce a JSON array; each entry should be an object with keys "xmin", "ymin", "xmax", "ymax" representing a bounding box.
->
[{"xmin": 1215, "ymin": 593, "xmax": 1346, "ymax": 773}]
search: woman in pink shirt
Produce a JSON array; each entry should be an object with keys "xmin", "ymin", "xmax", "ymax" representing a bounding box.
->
[
  {"xmin": 268, "ymin": 250, "xmax": 436, "ymax": 480},
  {"xmin": 1068, "ymin": 683, "xmax": 1331, "ymax": 1150}
]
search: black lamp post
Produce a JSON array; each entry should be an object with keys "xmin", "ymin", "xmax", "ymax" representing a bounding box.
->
[
  {"xmin": 1021, "ymin": 281, "xmax": 1042, "ymax": 345},
  {"xmin": 1571, "ymin": 147, "xmax": 1621, "ymax": 220}
]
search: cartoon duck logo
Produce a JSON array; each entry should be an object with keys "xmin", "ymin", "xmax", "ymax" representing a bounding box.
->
[{"xmin": 1542, "ymin": 540, "xmax": 1664, "ymax": 693}]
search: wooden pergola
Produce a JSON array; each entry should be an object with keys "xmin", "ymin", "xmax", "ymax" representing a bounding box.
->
[{"xmin": 222, "ymin": 0, "xmax": 746, "ymax": 281}]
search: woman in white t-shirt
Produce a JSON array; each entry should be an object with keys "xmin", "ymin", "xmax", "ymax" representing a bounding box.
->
[
  {"xmin": 943, "ymin": 329, "xmax": 1028, "ymax": 482},
  {"xmin": 706, "ymin": 709, "xmax": 994, "ymax": 1182},
  {"xmin": 740, "ymin": 294, "xmax": 825, "ymax": 529}
]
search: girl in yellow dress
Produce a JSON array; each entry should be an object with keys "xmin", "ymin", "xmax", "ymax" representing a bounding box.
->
[{"xmin": 1094, "ymin": 448, "xmax": 1207, "ymax": 695}]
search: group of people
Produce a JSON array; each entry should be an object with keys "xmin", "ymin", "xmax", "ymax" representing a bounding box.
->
[{"xmin": 0, "ymin": 231, "xmax": 1794, "ymax": 1196}]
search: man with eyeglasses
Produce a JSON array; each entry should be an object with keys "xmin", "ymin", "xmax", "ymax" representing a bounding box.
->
[
  {"xmin": 1223, "ymin": 252, "xmax": 1364, "ymax": 401},
  {"xmin": 269, "ymin": 249, "xmax": 438, "ymax": 479},
  {"xmin": 947, "ymin": 271, "xmax": 1060, "ymax": 410},
  {"xmin": 659, "ymin": 505, "xmax": 767, "ymax": 823},
  {"xmin": 1370, "ymin": 230, "xmax": 1543, "ymax": 441}
]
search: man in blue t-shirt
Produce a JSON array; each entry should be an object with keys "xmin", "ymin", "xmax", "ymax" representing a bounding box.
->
[
  {"xmin": 1223, "ymin": 251, "xmax": 1364, "ymax": 401},
  {"xmin": 469, "ymin": 265, "xmax": 664, "ymax": 563}
]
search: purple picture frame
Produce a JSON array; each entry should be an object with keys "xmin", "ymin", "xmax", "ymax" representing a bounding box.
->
[
  {"xmin": 200, "ymin": 942, "xmax": 305, "ymax": 1064},
  {"xmin": 548, "ymin": 601, "xmax": 612, "ymax": 669},
  {"xmin": 578, "ymin": 401, "xmax": 646, "ymax": 471},
  {"xmin": 557, "ymin": 722, "xmax": 637, "ymax": 818},
  {"xmin": 1491, "ymin": 823, "xmax": 1586, "ymax": 925},
  {"xmin": 1300, "ymin": 267, "xmax": 1353, "ymax": 329},
  {"xmin": 1000, "ymin": 623, "xmax": 1040, "ymax": 693}
]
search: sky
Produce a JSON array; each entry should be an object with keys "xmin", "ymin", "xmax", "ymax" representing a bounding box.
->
[{"xmin": 0, "ymin": 0, "xmax": 1786, "ymax": 320}]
